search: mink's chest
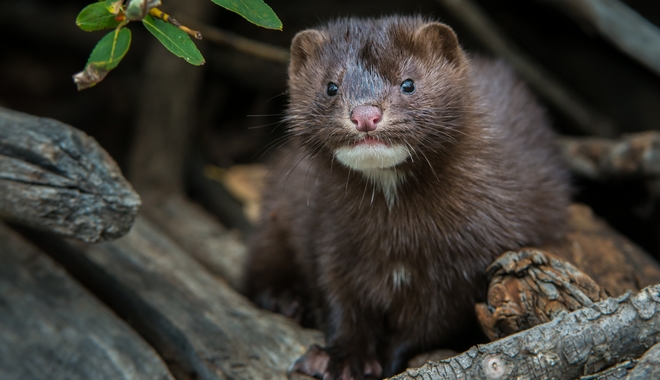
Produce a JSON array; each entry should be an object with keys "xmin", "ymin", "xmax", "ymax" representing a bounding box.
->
[{"xmin": 312, "ymin": 195, "xmax": 464, "ymax": 310}]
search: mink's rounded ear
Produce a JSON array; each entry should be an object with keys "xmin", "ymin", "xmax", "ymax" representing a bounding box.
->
[
  {"xmin": 289, "ymin": 30, "xmax": 327, "ymax": 76},
  {"xmin": 413, "ymin": 22, "xmax": 465, "ymax": 65}
]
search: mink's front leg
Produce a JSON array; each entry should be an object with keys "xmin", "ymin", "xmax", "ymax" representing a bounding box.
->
[
  {"xmin": 290, "ymin": 302, "xmax": 383, "ymax": 380},
  {"xmin": 243, "ymin": 214, "xmax": 308, "ymax": 324}
]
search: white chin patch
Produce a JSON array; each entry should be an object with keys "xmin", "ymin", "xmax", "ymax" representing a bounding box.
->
[
  {"xmin": 334, "ymin": 144, "xmax": 410, "ymax": 208},
  {"xmin": 334, "ymin": 144, "xmax": 409, "ymax": 171}
]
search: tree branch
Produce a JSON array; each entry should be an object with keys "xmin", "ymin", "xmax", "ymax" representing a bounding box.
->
[
  {"xmin": 392, "ymin": 284, "xmax": 660, "ymax": 380},
  {"xmin": 0, "ymin": 107, "xmax": 140, "ymax": 242},
  {"xmin": 542, "ymin": 0, "xmax": 660, "ymax": 77},
  {"xmin": 435, "ymin": 0, "xmax": 617, "ymax": 137},
  {"xmin": 558, "ymin": 132, "xmax": 660, "ymax": 180}
]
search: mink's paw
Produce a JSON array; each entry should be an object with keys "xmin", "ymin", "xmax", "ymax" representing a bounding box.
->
[
  {"xmin": 253, "ymin": 289, "xmax": 304, "ymax": 323},
  {"xmin": 289, "ymin": 345, "xmax": 329, "ymax": 379},
  {"xmin": 288, "ymin": 345, "xmax": 382, "ymax": 380}
]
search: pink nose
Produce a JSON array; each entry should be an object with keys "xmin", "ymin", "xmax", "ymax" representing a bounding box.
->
[{"xmin": 350, "ymin": 105, "xmax": 382, "ymax": 132}]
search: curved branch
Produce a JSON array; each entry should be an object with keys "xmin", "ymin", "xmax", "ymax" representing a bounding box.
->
[
  {"xmin": 543, "ymin": 0, "xmax": 660, "ymax": 77},
  {"xmin": 435, "ymin": 0, "xmax": 617, "ymax": 137},
  {"xmin": 392, "ymin": 284, "xmax": 660, "ymax": 380}
]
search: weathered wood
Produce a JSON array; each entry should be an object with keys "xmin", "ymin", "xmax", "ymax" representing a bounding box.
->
[
  {"xmin": 0, "ymin": 107, "xmax": 140, "ymax": 242},
  {"xmin": 38, "ymin": 217, "xmax": 322, "ymax": 380},
  {"xmin": 141, "ymin": 194, "xmax": 247, "ymax": 289},
  {"xmin": 551, "ymin": 204, "xmax": 660, "ymax": 296},
  {"xmin": 391, "ymin": 284, "xmax": 660, "ymax": 380},
  {"xmin": 625, "ymin": 342, "xmax": 660, "ymax": 379},
  {"xmin": 0, "ymin": 222, "xmax": 173, "ymax": 380},
  {"xmin": 559, "ymin": 133, "xmax": 660, "ymax": 180},
  {"xmin": 476, "ymin": 249, "xmax": 609, "ymax": 341},
  {"xmin": 476, "ymin": 204, "xmax": 660, "ymax": 341},
  {"xmin": 581, "ymin": 360, "xmax": 635, "ymax": 379}
]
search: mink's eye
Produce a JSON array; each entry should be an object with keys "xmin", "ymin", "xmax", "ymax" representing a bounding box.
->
[
  {"xmin": 400, "ymin": 79, "xmax": 415, "ymax": 94},
  {"xmin": 326, "ymin": 82, "xmax": 339, "ymax": 96}
]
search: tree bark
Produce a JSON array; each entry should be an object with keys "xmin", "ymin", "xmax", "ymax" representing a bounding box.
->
[
  {"xmin": 391, "ymin": 285, "xmax": 660, "ymax": 380},
  {"xmin": 625, "ymin": 342, "xmax": 660, "ymax": 379},
  {"xmin": 31, "ymin": 217, "xmax": 323, "ymax": 380},
  {"xmin": 0, "ymin": 222, "xmax": 172, "ymax": 380},
  {"xmin": 139, "ymin": 194, "xmax": 247, "ymax": 290},
  {"xmin": 0, "ymin": 107, "xmax": 140, "ymax": 242},
  {"xmin": 476, "ymin": 249, "xmax": 609, "ymax": 341},
  {"xmin": 550, "ymin": 204, "xmax": 660, "ymax": 296},
  {"xmin": 558, "ymin": 133, "xmax": 660, "ymax": 180},
  {"xmin": 475, "ymin": 204, "xmax": 660, "ymax": 341}
]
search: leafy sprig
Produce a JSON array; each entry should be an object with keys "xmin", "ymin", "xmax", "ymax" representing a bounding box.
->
[{"xmin": 73, "ymin": 0, "xmax": 281, "ymax": 90}]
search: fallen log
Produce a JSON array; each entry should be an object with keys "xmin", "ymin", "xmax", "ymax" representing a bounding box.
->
[
  {"xmin": 392, "ymin": 284, "xmax": 660, "ymax": 380},
  {"xmin": 625, "ymin": 342, "xmax": 660, "ymax": 379},
  {"xmin": 475, "ymin": 204, "xmax": 660, "ymax": 347},
  {"xmin": 0, "ymin": 107, "xmax": 140, "ymax": 242},
  {"xmin": 558, "ymin": 133, "xmax": 660, "ymax": 181},
  {"xmin": 0, "ymin": 222, "xmax": 173, "ymax": 380},
  {"xmin": 476, "ymin": 249, "xmax": 610, "ymax": 341},
  {"xmin": 551, "ymin": 204, "xmax": 660, "ymax": 296},
  {"xmin": 17, "ymin": 197, "xmax": 660, "ymax": 379},
  {"xmin": 30, "ymin": 217, "xmax": 322, "ymax": 380},
  {"xmin": 139, "ymin": 194, "xmax": 247, "ymax": 290}
]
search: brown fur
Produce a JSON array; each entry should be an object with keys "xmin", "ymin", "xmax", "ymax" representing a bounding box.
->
[{"xmin": 243, "ymin": 16, "xmax": 571, "ymax": 380}]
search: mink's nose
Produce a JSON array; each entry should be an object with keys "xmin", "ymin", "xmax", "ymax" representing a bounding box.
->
[{"xmin": 350, "ymin": 105, "xmax": 382, "ymax": 132}]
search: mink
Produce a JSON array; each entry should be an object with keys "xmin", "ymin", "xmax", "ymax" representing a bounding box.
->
[{"xmin": 242, "ymin": 15, "xmax": 571, "ymax": 380}]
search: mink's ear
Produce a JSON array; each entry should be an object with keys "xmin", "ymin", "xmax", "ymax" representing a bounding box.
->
[
  {"xmin": 413, "ymin": 22, "xmax": 465, "ymax": 65},
  {"xmin": 289, "ymin": 30, "xmax": 327, "ymax": 76}
]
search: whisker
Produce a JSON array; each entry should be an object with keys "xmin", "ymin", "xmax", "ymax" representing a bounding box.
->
[
  {"xmin": 253, "ymin": 134, "xmax": 294, "ymax": 159},
  {"xmin": 265, "ymin": 92, "xmax": 288, "ymax": 103},
  {"xmin": 246, "ymin": 113, "xmax": 286, "ymax": 118}
]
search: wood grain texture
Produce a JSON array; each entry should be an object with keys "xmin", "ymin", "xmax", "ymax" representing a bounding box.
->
[
  {"xmin": 0, "ymin": 222, "xmax": 173, "ymax": 380},
  {"xmin": 625, "ymin": 342, "xmax": 660, "ymax": 379},
  {"xmin": 552, "ymin": 204, "xmax": 660, "ymax": 296},
  {"xmin": 142, "ymin": 194, "xmax": 247, "ymax": 289},
  {"xmin": 41, "ymin": 217, "xmax": 323, "ymax": 380},
  {"xmin": 476, "ymin": 249, "xmax": 609, "ymax": 341},
  {"xmin": 475, "ymin": 204, "xmax": 660, "ymax": 341},
  {"xmin": 391, "ymin": 284, "xmax": 660, "ymax": 380},
  {"xmin": 0, "ymin": 107, "xmax": 140, "ymax": 242},
  {"xmin": 559, "ymin": 132, "xmax": 660, "ymax": 180}
]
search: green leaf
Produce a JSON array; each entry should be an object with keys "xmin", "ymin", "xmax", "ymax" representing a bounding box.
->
[
  {"xmin": 73, "ymin": 27, "xmax": 131, "ymax": 90},
  {"xmin": 88, "ymin": 27, "xmax": 132, "ymax": 70},
  {"xmin": 209, "ymin": 0, "xmax": 282, "ymax": 30},
  {"xmin": 76, "ymin": 1, "xmax": 121, "ymax": 31},
  {"xmin": 142, "ymin": 15, "xmax": 205, "ymax": 66}
]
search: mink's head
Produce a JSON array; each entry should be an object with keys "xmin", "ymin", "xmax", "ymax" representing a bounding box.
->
[{"xmin": 285, "ymin": 16, "xmax": 472, "ymax": 173}]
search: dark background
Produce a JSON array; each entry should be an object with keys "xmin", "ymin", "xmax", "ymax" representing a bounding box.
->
[{"xmin": 2, "ymin": 0, "xmax": 660, "ymax": 256}]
